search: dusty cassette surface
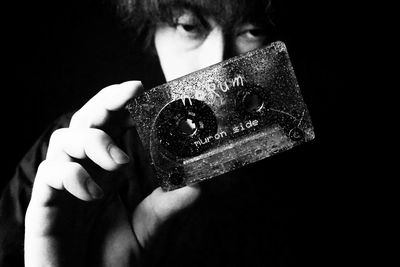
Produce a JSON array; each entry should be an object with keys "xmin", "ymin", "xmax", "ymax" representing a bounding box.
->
[{"xmin": 127, "ymin": 41, "xmax": 315, "ymax": 190}]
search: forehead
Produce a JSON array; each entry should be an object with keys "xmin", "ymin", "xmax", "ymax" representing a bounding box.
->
[
  {"xmin": 155, "ymin": 0, "xmax": 235, "ymax": 12},
  {"xmin": 152, "ymin": 0, "xmax": 272, "ymax": 25}
]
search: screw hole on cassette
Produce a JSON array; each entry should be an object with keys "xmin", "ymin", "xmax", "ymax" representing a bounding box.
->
[{"xmin": 289, "ymin": 127, "xmax": 304, "ymax": 141}]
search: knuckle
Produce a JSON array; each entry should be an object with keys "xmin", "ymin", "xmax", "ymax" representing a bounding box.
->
[
  {"xmin": 35, "ymin": 160, "xmax": 60, "ymax": 188},
  {"xmin": 70, "ymin": 110, "xmax": 87, "ymax": 128},
  {"xmin": 36, "ymin": 160, "xmax": 50, "ymax": 177},
  {"xmin": 48, "ymin": 128, "xmax": 66, "ymax": 146},
  {"xmin": 66, "ymin": 161, "xmax": 83, "ymax": 175},
  {"xmin": 85, "ymin": 129, "xmax": 110, "ymax": 148},
  {"xmin": 70, "ymin": 111, "xmax": 80, "ymax": 125},
  {"xmin": 63, "ymin": 163, "xmax": 87, "ymax": 184},
  {"xmin": 47, "ymin": 128, "xmax": 74, "ymax": 159}
]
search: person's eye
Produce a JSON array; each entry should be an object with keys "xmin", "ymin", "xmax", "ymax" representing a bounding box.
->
[
  {"xmin": 237, "ymin": 24, "xmax": 268, "ymax": 42},
  {"xmin": 175, "ymin": 22, "xmax": 206, "ymax": 38},
  {"xmin": 172, "ymin": 12, "xmax": 208, "ymax": 39},
  {"xmin": 234, "ymin": 23, "xmax": 270, "ymax": 54},
  {"xmin": 243, "ymin": 28, "xmax": 267, "ymax": 39}
]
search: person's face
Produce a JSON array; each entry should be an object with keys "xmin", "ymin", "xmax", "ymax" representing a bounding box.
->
[{"xmin": 154, "ymin": 8, "xmax": 270, "ymax": 81}]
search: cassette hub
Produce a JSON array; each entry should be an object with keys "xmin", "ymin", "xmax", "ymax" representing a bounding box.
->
[{"xmin": 155, "ymin": 98, "xmax": 218, "ymax": 158}]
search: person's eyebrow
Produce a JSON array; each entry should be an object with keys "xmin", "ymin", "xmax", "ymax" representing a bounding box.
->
[
  {"xmin": 169, "ymin": 4, "xmax": 212, "ymax": 29},
  {"xmin": 176, "ymin": 1, "xmax": 209, "ymax": 13},
  {"xmin": 169, "ymin": 1, "xmax": 216, "ymax": 18}
]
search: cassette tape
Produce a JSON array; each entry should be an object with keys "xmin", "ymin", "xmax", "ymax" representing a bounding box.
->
[{"xmin": 127, "ymin": 41, "xmax": 315, "ymax": 190}]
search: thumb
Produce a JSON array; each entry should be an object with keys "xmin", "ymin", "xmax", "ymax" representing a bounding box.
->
[{"xmin": 132, "ymin": 184, "xmax": 201, "ymax": 248}]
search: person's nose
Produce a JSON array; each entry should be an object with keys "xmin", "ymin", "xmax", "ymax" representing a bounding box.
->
[{"xmin": 195, "ymin": 27, "xmax": 233, "ymax": 70}]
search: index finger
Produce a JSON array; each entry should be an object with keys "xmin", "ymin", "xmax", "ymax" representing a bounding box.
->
[{"xmin": 70, "ymin": 81, "xmax": 144, "ymax": 128}]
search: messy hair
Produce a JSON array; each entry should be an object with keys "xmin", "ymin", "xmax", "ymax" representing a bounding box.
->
[{"xmin": 114, "ymin": 0, "xmax": 276, "ymax": 50}]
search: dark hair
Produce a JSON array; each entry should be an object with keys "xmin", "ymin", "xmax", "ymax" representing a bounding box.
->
[{"xmin": 114, "ymin": 0, "xmax": 275, "ymax": 50}]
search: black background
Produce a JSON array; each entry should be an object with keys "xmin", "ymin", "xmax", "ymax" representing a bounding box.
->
[
  {"xmin": 1, "ymin": 0, "xmax": 356, "ymax": 265},
  {"xmin": 2, "ymin": 0, "xmax": 162, "ymax": 190}
]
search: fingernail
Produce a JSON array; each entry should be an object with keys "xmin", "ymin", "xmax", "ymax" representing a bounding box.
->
[
  {"xmin": 86, "ymin": 179, "xmax": 104, "ymax": 199},
  {"xmin": 108, "ymin": 145, "xmax": 130, "ymax": 165}
]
